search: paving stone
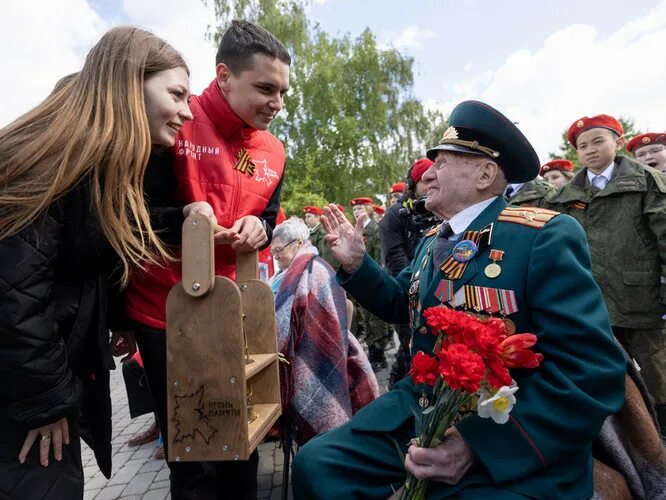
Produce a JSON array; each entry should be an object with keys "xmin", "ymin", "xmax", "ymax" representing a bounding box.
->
[
  {"xmin": 85, "ymin": 473, "xmax": 109, "ymax": 491},
  {"xmin": 142, "ymin": 488, "xmax": 170, "ymax": 500},
  {"xmin": 120, "ymin": 471, "xmax": 156, "ymax": 495},
  {"xmin": 93, "ymin": 484, "xmax": 125, "ymax": 500},
  {"xmin": 84, "ymin": 488, "xmax": 100, "ymax": 500},
  {"xmin": 111, "ymin": 451, "xmax": 134, "ymax": 471},
  {"xmin": 139, "ymin": 458, "xmax": 168, "ymax": 473},
  {"xmin": 258, "ymin": 454, "xmax": 274, "ymax": 475},
  {"xmin": 150, "ymin": 480, "xmax": 171, "ymax": 490},
  {"xmin": 131, "ymin": 444, "xmax": 157, "ymax": 460},
  {"xmin": 258, "ymin": 489, "xmax": 270, "ymax": 500},
  {"xmin": 106, "ymin": 459, "xmax": 146, "ymax": 486},
  {"xmin": 154, "ymin": 467, "xmax": 170, "ymax": 482},
  {"xmin": 273, "ymin": 471, "xmax": 283, "ymax": 487},
  {"xmin": 257, "ymin": 474, "xmax": 272, "ymax": 490}
]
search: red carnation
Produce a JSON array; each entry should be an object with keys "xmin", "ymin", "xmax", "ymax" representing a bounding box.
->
[
  {"xmin": 499, "ymin": 333, "xmax": 544, "ymax": 369},
  {"xmin": 410, "ymin": 351, "xmax": 439, "ymax": 386},
  {"xmin": 437, "ymin": 344, "xmax": 486, "ymax": 393},
  {"xmin": 485, "ymin": 356, "xmax": 513, "ymax": 389},
  {"xmin": 424, "ymin": 307, "xmax": 471, "ymax": 343}
]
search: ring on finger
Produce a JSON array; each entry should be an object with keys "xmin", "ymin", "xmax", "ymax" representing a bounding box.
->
[{"xmin": 41, "ymin": 434, "xmax": 51, "ymax": 441}]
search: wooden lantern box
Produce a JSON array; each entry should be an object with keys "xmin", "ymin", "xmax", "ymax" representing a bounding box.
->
[{"xmin": 166, "ymin": 214, "xmax": 281, "ymax": 462}]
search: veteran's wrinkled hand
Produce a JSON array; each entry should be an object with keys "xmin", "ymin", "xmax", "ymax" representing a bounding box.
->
[
  {"xmin": 320, "ymin": 203, "xmax": 366, "ymax": 273},
  {"xmin": 404, "ymin": 428, "xmax": 477, "ymax": 485}
]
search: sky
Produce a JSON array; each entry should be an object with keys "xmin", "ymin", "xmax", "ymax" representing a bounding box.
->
[{"xmin": 2, "ymin": 0, "xmax": 665, "ymax": 161}]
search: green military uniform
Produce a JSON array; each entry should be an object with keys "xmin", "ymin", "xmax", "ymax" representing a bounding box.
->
[
  {"xmin": 547, "ymin": 155, "xmax": 666, "ymax": 429},
  {"xmin": 359, "ymin": 218, "xmax": 393, "ymax": 370},
  {"xmin": 309, "ymin": 223, "xmax": 337, "ymax": 267},
  {"xmin": 507, "ymin": 178, "xmax": 557, "ymax": 207},
  {"xmin": 293, "ymin": 198, "xmax": 625, "ymax": 499},
  {"xmin": 292, "ymin": 101, "xmax": 625, "ymax": 499}
]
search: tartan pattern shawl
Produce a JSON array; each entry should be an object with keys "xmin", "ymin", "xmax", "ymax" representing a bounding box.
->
[{"xmin": 275, "ymin": 244, "xmax": 379, "ymax": 445}]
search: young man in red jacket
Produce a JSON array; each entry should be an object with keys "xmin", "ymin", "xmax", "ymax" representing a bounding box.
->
[{"xmin": 125, "ymin": 20, "xmax": 290, "ymax": 499}]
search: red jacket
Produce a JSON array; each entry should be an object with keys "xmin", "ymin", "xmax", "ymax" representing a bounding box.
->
[{"xmin": 125, "ymin": 79, "xmax": 285, "ymax": 329}]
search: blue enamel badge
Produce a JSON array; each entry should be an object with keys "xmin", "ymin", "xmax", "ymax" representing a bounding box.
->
[{"xmin": 452, "ymin": 240, "xmax": 478, "ymax": 263}]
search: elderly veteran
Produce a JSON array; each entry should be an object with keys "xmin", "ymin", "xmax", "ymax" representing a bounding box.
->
[{"xmin": 291, "ymin": 101, "xmax": 625, "ymax": 499}]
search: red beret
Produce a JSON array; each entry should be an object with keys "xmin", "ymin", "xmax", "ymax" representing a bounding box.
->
[
  {"xmin": 303, "ymin": 206, "xmax": 323, "ymax": 216},
  {"xmin": 350, "ymin": 197, "xmax": 373, "ymax": 206},
  {"xmin": 390, "ymin": 182, "xmax": 406, "ymax": 194},
  {"xmin": 409, "ymin": 158, "xmax": 433, "ymax": 184},
  {"xmin": 335, "ymin": 203, "xmax": 345, "ymax": 212},
  {"xmin": 372, "ymin": 205, "xmax": 385, "ymax": 215},
  {"xmin": 567, "ymin": 115, "xmax": 624, "ymax": 148},
  {"xmin": 539, "ymin": 159, "xmax": 574, "ymax": 177},
  {"xmin": 626, "ymin": 133, "xmax": 666, "ymax": 153}
]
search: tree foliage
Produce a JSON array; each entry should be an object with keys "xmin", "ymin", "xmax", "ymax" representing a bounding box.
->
[
  {"xmin": 548, "ymin": 117, "xmax": 641, "ymax": 170},
  {"xmin": 209, "ymin": 0, "xmax": 447, "ymax": 214}
]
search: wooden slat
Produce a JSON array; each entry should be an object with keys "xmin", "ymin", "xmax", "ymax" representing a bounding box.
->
[
  {"xmin": 182, "ymin": 214, "xmax": 214, "ymax": 297},
  {"xmin": 245, "ymin": 353, "xmax": 278, "ymax": 379},
  {"xmin": 248, "ymin": 403, "xmax": 282, "ymax": 451},
  {"xmin": 236, "ymin": 251, "xmax": 258, "ymax": 282},
  {"xmin": 166, "ymin": 276, "xmax": 249, "ymax": 461},
  {"xmin": 239, "ymin": 280, "xmax": 278, "ymax": 355}
]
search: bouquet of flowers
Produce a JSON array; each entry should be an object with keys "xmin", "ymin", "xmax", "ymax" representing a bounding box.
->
[{"xmin": 399, "ymin": 306, "xmax": 543, "ymax": 500}]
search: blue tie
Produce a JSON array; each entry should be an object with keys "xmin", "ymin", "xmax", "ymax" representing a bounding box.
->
[{"xmin": 433, "ymin": 223, "xmax": 455, "ymax": 266}]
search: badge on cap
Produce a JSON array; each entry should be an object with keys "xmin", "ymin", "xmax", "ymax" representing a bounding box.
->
[{"xmin": 452, "ymin": 240, "xmax": 478, "ymax": 263}]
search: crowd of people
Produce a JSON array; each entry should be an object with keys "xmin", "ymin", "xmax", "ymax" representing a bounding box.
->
[{"xmin": 0, "ymin": 17, "xmax": 664, "ymax": 500}]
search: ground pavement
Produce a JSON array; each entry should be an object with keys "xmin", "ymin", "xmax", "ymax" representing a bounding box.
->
[{"xmin": 85, "ymin": 335, "xmax": 398, "ymax": 500}]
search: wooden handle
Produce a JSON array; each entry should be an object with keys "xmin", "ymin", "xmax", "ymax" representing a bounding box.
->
[
  {"xmin": 236, "ymin": 251, "xmax": 258, "ymax": 282},
  {"xmin": 182, "ymin": 214, "xmax": 214, "ymax": 297}
]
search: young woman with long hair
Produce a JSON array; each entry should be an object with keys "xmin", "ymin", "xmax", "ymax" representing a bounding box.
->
[{"xmin": 0, "ymin": 27, "xmax": 214, "ymax": 498}]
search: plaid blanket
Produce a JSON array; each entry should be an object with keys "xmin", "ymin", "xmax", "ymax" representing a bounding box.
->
[{"xmin": 275, "ymin": 244, "xmax": 379, "ymax": 445}]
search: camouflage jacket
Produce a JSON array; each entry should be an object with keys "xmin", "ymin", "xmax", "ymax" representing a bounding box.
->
[
  {"xmin": 309, "ymin": 223, "xmax": 340, "ymax": 269},
  {"xmin": 507, "ymin": 178, "xmax": 557, "ymax": 208},
  {"xmin": 546, "ymin": 156, "xmax": 666, "ymax": 328},
  {"xmin": 363, "ymin": 219, "xmax": 382, "ymax": 265}
]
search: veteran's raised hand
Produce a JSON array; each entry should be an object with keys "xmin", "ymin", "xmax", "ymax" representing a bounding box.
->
[{"xmin": 320, "ymin": 203, "xmax": 366, "ymax": 273}]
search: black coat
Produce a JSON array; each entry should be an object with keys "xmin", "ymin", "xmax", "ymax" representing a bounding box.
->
[
  {"xmin": 379, "ymin": 203, "xmax": 427, "ymax": 277},
  {"xmin": 0, "ymin": 182, "xmax": 120, "ymax": 478}
]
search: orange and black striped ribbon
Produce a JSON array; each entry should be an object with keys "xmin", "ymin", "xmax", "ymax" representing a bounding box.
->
[
  {"xmin": 439, "ymin": 230, "xmax": 480, "ymax": 279},
  {"xmin": 234, "ymin": 148, "xmax": 256, "ymax": 176}
]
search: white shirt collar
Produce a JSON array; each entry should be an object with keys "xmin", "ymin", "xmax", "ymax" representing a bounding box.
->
[
  {"xmin": 362, "ymin": 218, "xmax": 371, "ymax": 229},
  {"xmin": 309, "ymin": 223, "xmax": 320, "ymax": 234},
  {"xmin": 448, "ymin": 196, "xmax": 498, "ymax": 236},
  {"xmin": 587, "ymin": 162, "xmax": 615, "ymax": 184}
]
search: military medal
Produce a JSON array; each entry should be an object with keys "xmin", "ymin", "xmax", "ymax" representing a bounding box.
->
[
  {"xmin": 502, "ymin": 318, "xmax": 517, "ymax": 335},
  {"xmin": 452, "ymin": 240, "xmax": 478, "ymax": 263},
  {"xmin": 419, "ymin": 394, "xmax": 429, "ymax": 408},
  {"xmin": 484, "ymin": 249, "xmax": 505, "ymax": 279},
  {"xmin": 434, "ymin": 279, "xmax": 454, "ymax": 303}
]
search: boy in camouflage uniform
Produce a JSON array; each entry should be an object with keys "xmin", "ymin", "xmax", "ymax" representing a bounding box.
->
[{"xmin": 547, "ymin": 114, "xmax": 666, "ymax": 436}]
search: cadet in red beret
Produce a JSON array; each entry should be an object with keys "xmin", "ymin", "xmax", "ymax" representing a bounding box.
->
[
  {"xmin": 348, "ymin": 196, "xmax": 392, "ymax": 371},
  {"xmin": 548, "ymin": 115, "xmax": 666, "ymax": 435},
  {"xmin": 540, "ymin": 159, "xmax": 575, "ymax": 189},
  {"xmin": 627, "ymin": 133, "xmax": 666, "ymax": 173},
  {"xmin": 389, "ymin": 182, "xmax": 406, "ymax": 206},
  {"xmin": 371, "ymin": 204, "xmax": 385, "ymax": 221},
  {"xmin": 408, "ymin": 158, "xmax": 432, "ymax": 194}
]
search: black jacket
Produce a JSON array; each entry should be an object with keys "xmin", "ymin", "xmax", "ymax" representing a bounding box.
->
[
  {"xmin": 379, "ymin": 203, "xmax": 427, "ymax": 277},
  {"xmin": 0, "ymin": 182, "xmax": 120, "ymax": 478}
]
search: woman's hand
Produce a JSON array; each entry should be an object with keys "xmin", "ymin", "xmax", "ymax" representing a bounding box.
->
[
  {"xmin": 183, "ymin": 201, "xmax": 217, "ymax": 225},
  {"xmin": 19, "ymin": 417, "xmax": 70, "ymax": 467}
]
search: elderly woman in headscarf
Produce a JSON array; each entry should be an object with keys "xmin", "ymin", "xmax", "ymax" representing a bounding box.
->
[{"xmin": 270, "ymin": 217, "xmax": 379, "ymax": 445}]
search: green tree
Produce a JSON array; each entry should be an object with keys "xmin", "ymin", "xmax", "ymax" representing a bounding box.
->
[
  {"xmin": 548, "ymin": 117, "xmax": 641, "ymax": 170},
  {"xmin": 209, "ymin": 0, "xmax": 447, "ymax": 208}
]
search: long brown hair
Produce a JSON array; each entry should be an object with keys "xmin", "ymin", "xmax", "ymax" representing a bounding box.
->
[{"xmin": 0, "ymin": 27, "xmax": 189, "ymax": 285}]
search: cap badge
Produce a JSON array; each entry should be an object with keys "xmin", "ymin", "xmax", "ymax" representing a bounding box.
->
[
  {"xmin": 642, "ymin": 136, "xmax": 651, "ymax": 144},
  {"xmin": 440, "ymin": 126, "xmax": 459, "ymax": 142},
  {"xmin": 577, "ymin": 120, "xmax": 585, "ymax": 128}
]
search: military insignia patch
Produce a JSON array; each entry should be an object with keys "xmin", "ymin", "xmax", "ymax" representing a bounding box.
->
[{"xmin": 452, "ymin": 240, "xmax": 478, "ymax": 263}]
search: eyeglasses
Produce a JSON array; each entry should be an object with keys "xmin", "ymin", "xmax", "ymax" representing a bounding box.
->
[{"xmin": 270, "ymin": 239, "xmax": 298, "ymax": 256}]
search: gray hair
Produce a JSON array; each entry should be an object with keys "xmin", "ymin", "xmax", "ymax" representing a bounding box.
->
[{"xmin": 273, "ymin": 216, "xmax": 310, "ymax": 244}]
